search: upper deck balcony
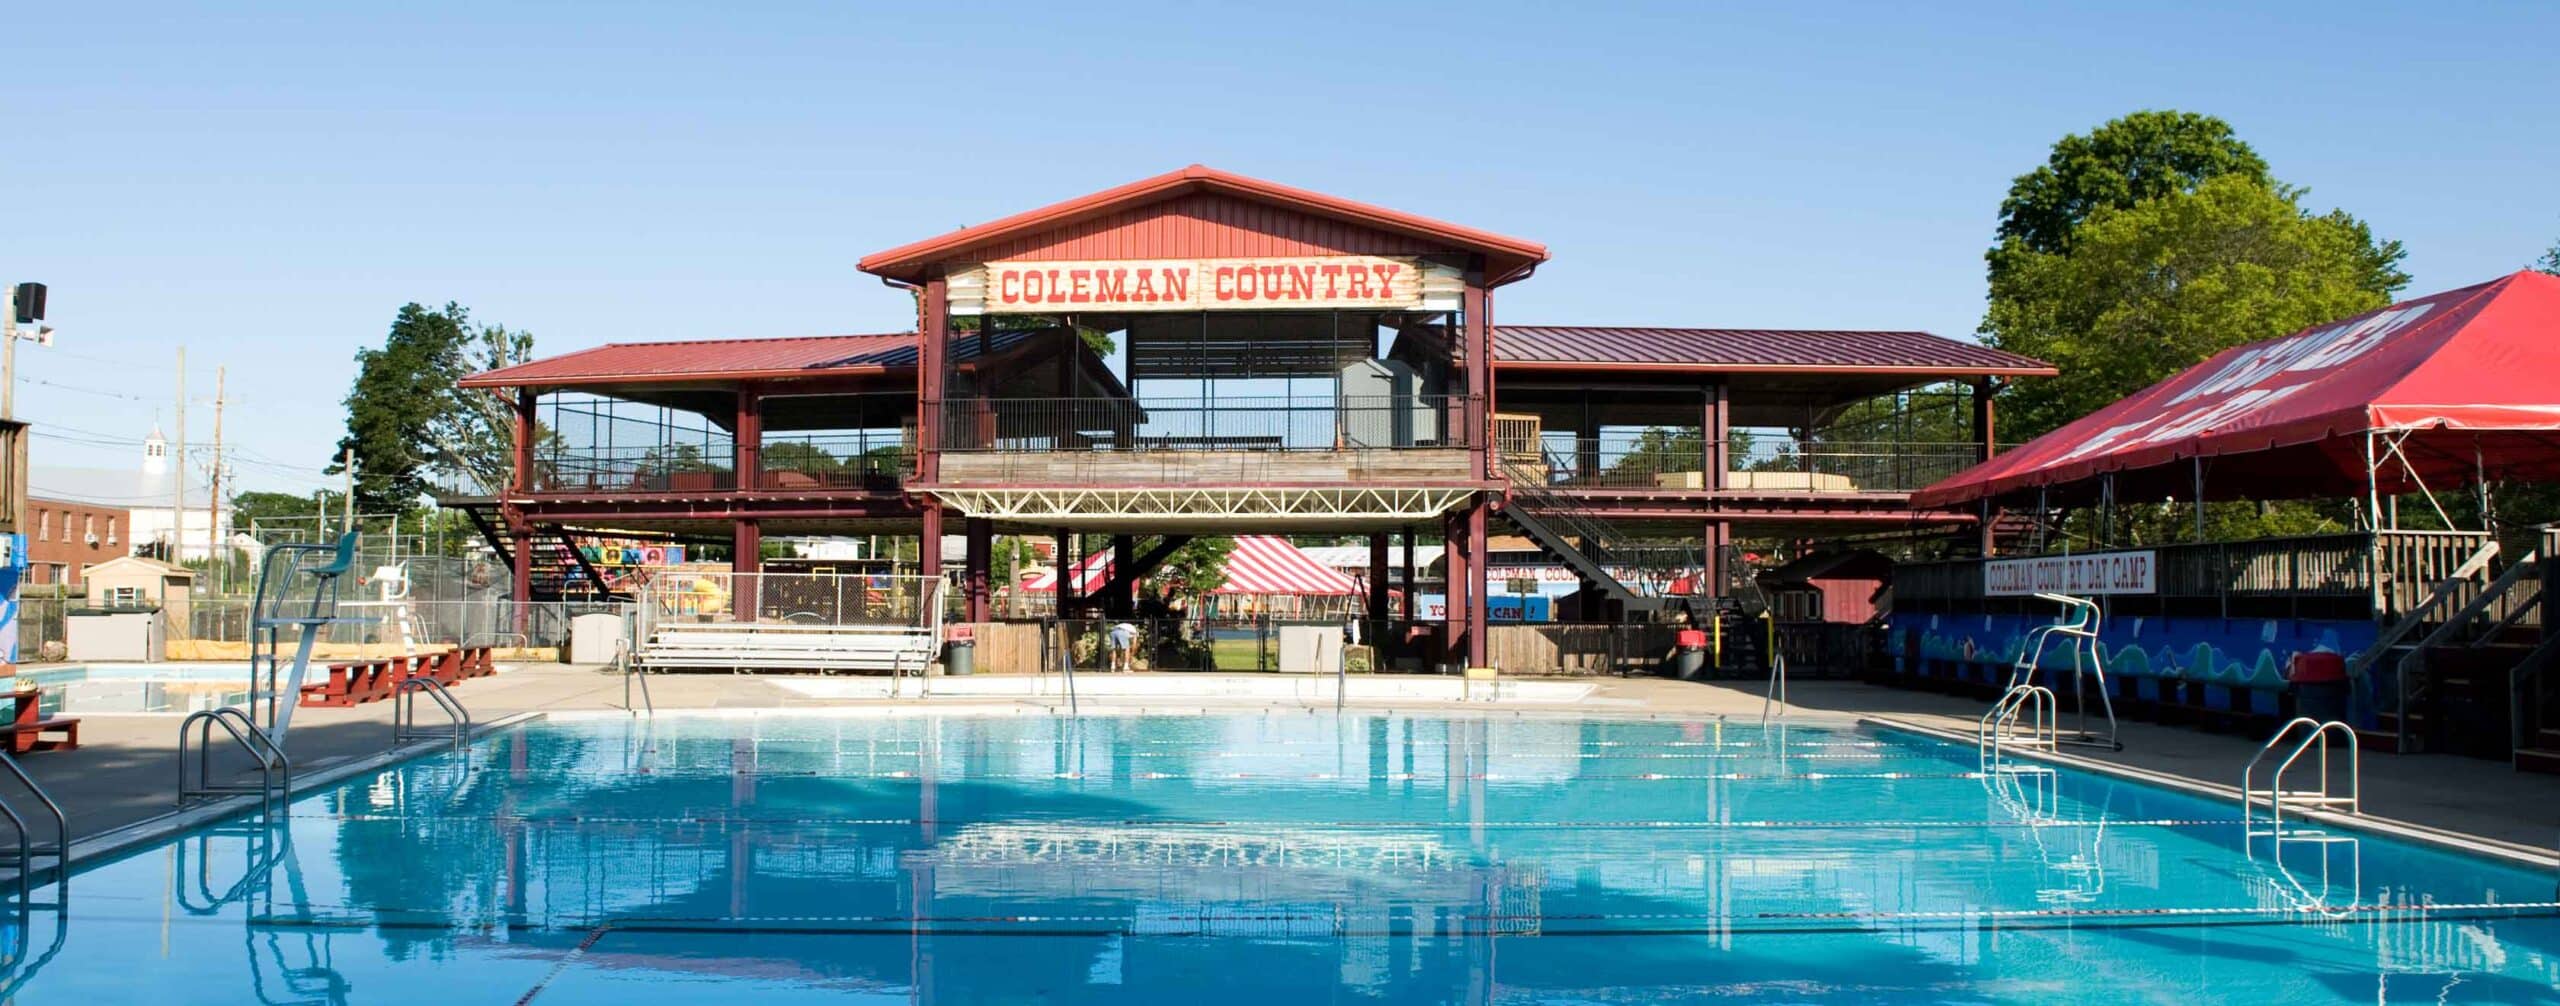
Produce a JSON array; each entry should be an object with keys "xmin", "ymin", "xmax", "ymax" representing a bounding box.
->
[{"xmin": 930, "ymin": 393, "xmax": 1476, "ymax": 487}]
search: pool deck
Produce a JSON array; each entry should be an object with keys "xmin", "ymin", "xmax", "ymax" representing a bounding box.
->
[{"xmin": 14, "ymin": 664, "xmax": 2558, "ymax": 861}]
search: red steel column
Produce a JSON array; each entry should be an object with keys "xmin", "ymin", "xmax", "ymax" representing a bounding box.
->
[
  {"xmin": 1701, "ymin": 521, "xmax": 1729, "ymax": 601},
  {"xmin": 964, "ymin": 517, "xmax": 992, "ymax": 623},
  {"xmin": 1975, "ymin": 377, "xmax": 1999, "ymax": 556},
  {"xmin": 1462, "ymin": 279, "xmax": 1492, "ymax": 479},
  {"xmin": 734, "ymin": 384, "xmax": 762, "ymax": 491},
  {"xmin": 732, "ymin": 518, "xmax": 760, "ymax": 576},
  {"xmin": 1108, "ymin": 535, "xmax": 1136, "ymax": 619},
  {"xmin": 1703, "ymin": 381, "xmax": 1729, "ymax": 490},
  {"xmin": 1465, "ymin": 500, "xmax": 1490, "ymax": 668},
  {"xmin": 917, "ymin": 277, "xmax": 949, "ymax": 483},
  {"xmin": 1367, "ymin": 531, "xmax": 1390, "ymax": 621},
  {"xmin": 511, "ymin": 387, "xmax": 537, "ymax": 494},
  {"xmin": 1442, "ymin": 512, "xmax": 1469, "ymax": 667},
  {"xmin": 919, "ymin": 504, "xmax": 943, "ymax": 591}
]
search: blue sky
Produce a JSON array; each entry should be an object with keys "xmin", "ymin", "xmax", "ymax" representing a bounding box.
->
[{"xmin": 5, "ymin": 1, "xmax": 2554, "ymax": 496}]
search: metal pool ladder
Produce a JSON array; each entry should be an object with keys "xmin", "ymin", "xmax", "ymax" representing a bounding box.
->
[
  {"xmin": 1979, "ymin": 684, "xmax": 2059, "ymax": 761},
  {"xmin": 2242, "ymin": 717, "xmax": 2359, "ymax": 838},
  {"xmin": 0, "ymin": 752, "xmax": 69, "ymax": 910},
  {"xmin": 394, "ymin": 678, "xmax": 472, "ymax": 748},
  {"xmin": 178, "ymin": 708, "xmax": 292, "ymax": 805}
]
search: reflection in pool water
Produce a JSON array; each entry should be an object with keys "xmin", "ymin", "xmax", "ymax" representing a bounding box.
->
[{"xmin": 5, "ymin": 713, "xmax": 2557, "ymax": 1003}]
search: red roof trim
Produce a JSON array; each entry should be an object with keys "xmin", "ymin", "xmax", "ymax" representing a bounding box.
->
[{"xmin": 856, "ymin": 165, "xmax": 1549, "ymax": 282}]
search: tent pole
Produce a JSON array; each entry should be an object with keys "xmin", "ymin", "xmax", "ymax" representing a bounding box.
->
[
  {"xmin": 2364, "ymin": 431, "xmax": 2381, "ymax": 532},
  {"xmin": 2192, "ymin": 457, "xmax": 2205, "ymax": 542},
  {"xmin": 2475, "ymin": 439, "xmax": 2493, "ymax": 534}
]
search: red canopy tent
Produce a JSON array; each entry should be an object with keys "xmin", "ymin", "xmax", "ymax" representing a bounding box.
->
[
  {"xmin": 1019, "ymin": 536, "xmax": 1357, "ymax": 596},
  {"xmin": 1914, "ymin": 271, "xmax": 2560, "ymax": 508}
]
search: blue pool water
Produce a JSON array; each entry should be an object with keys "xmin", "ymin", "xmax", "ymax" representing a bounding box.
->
[
  {"xmin": 8, "ymin": 712, "xmax": 2559, "ymax": 1003},
  {"xmin": 15, "ymin": 661, "xmax": 251, "ymax": 714}
]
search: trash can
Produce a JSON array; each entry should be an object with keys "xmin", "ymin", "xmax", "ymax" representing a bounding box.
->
[
  {"xmin": 1670, "ymin": 628, "xmax": 1708, "ymax": 680},
  {"xmin": 945, "ymin": 639, "xmax": 974, "ymax": 676},
  {"xmin": 2287, "ymin": 650, "xmax": 2347, "ymax": 722}
]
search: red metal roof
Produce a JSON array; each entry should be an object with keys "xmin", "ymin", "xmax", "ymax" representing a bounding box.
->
[
  {"xmin": 1490, "ymin": 326, "xmax": 2056, "ymax": 377},
  {"xmin": 1021, "ymin": 536, "xmax": 1357, "ymax": 596},
  {"xmin": 1913, "ymin": 271, "xmax": 2560, "ymax": 507},
  {"xmin": 858, "ymin": 165, "xmax": 1550, "ymax": 285},
  {"xmin": 459, "ymin": 330, "xmax": 1036, "ymax": 388}
]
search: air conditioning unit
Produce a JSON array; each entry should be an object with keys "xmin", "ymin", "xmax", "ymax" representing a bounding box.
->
[{"xmin": 83, "ymin": 533, "xmax": 99, "ymax": 546}]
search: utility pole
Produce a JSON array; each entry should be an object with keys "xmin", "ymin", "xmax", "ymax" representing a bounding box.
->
[
  {"xmin": 209, "ymin": 366, "xmax": 226, "ymax": 590},
  {"xmin": 175, "ymin": 347, "xmax": 187, "ymax": 564},
  {"xmin": 339, "ymin": 446, "xmax": 356, "ymax": 537}
]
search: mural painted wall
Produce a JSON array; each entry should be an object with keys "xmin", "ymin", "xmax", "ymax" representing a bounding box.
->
[{"xmin": 1884, "ymin": 609, "xmax": 2375, "ymax": 692}]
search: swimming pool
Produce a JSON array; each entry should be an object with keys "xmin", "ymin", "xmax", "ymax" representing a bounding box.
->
[
  {"xmin": 13, "ymin": 661, "xmax": 251, "ymax": 715},
  {"xmin": 9, "ymin": 711, "xmax": 2558, "ymax": 1003}
]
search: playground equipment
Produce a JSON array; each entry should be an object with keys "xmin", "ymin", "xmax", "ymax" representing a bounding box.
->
[
  {"xmin": 246, "ymin": 532, "xmax": 373, "ymax": 746},
  {"xmin": 2005, "ymin": 592, "xmax": 2120, "ymax": 751}
]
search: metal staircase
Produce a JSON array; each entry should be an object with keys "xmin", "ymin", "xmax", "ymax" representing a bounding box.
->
[
  {"xmin": 447, "ymin": 498, "xmax": 626, "ymax": 602},
  {"xmin": 1497, "ymin": 458, "xmax": 1685, "ymax": 615},
  {"xmin": 2354, "ymin": 540, "xmax": 2533, "ymax": 754}
]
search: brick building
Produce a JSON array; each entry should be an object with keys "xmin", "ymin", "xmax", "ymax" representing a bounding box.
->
[{"xmin": 25, "ymin": 495, "xmax": 128, "ymax": 588}]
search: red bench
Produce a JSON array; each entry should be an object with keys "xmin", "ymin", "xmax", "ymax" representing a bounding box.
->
[{"xmin": 5, "ymin": 692, "xmax": 77, "ymax": 753}]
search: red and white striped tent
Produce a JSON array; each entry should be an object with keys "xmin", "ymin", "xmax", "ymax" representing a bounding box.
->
[
  {"xmin": 1212, "ymin": 536, "xmax": 1358, "ymax": 596},
  {"xmin": 1018, "ymin": 536, "xmax": 1357, "ymax": 596}
]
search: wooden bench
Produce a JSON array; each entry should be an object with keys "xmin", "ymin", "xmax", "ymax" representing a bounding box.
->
[{"xmin": 5, "ymin": 692, "xmax": 77, "ymax": 753}]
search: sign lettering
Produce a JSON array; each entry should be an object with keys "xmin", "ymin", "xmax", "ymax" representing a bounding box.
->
[
  {"xmin": 959, "ymin": 256, "xmax": 1425, "ymax": 314},
  {"xmin": 1984, "ymin": 550, "xmax": 2156, "ymax": 596}
]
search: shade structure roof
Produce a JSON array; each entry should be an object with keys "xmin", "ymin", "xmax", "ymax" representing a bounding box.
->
[
  {"xmin": 1912, "ymin": 271, "xmax": 2560, "ymax": 508},
  {"xmin": 857, "ymin": 164, "xmax": 1550, "ymax": 286},
  {"xmin": 1490, "ymin": 327, "xmax": 2055, "ymax": 378},
  {"xmin": 461, "ymin": 330, "xmax": 1037, "ymax": 389},
  {"xmin": 1021, "ymin": 536, "xmax": 1357, "ymax": 596}
]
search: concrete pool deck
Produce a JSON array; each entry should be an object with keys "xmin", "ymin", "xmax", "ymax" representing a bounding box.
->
[{"xmin": 11, "ymin": 664, "xmax": 2558, "ymax": 861}]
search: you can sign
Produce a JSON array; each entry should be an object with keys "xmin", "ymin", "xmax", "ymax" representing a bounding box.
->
[{"xmin": 1983, "ymin": 550, "xmax": 2156, "ymax": 596}]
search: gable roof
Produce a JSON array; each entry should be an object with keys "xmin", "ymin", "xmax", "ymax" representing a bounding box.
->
[
  {"xmin": 459, "ymin": 329, "xmax": 1037, "ymax": 389},
  {"xmin": 1490, "ymin": 327, "xmax": 2055, "ymax": 377},
  {"xmin": 858, "ymin": 165, "xmax": 1549, "ymax": 285}
]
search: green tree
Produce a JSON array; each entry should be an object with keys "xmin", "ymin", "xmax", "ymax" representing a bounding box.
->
[
  {"xmin": 2537, "ymin": 232, "xmax": 2560, "ymax": 276},
  {"xmin": 332, "ymin": 302, "xmax": 536, "ymax": 513},
  {"xmin": 1991, "ymin": 110, "xmax": 2270, "ymax": 272},
  {"xmin": 1152, "ymin": 536, "xmax": 1232, "ymax": 597},
  {"xmin": 230, "ymin": 490, "xmax": 326, "ymax": 534},
  {"xmin": 1983, "ymin": 174, "xmax": 2407, "ymax": 440}
]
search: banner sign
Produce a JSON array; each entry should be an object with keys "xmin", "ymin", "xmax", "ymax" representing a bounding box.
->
[
  {"xmin": 1984, "ymin": 550, "xmax": 2156, "ymax": 596},
  {"xmin": 952, "ymin": 256, "xmax": 1431, "ymax": 314}
]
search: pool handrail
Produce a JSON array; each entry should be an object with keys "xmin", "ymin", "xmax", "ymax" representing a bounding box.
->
[
  {"xmin": 0, "ymin": 751, "xmax": 67, "ymax": 912},
  {"xmin": 2243, "ymin": 717, "xmax": 2359, "ymax": 837},
  {"xmin": 177, "ymin": 707, "xmax": 291, "ymax": 806},
  {"xmin": 393, "ymin": 678, "xmax": 471, "ymax": 749}
]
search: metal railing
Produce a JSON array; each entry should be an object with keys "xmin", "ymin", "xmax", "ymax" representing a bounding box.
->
[
  {"xmin": 1515, "ymin": 437, "xmax": 1980, "ymax": 494},
  {"xmin": 393, "ymin": 678, "xmax": 471, "ymax": 748},
  {"xmin": 1979, "ymin": 684, "xmax": 2059, "ymax": 761},
  {"xmin": 938, "ymin": 395, "xmax": 1464, "ymax": 452},
  {"xmin": 2243, "ymin": 717, "xmax": 2359, "ymax": 837},
  {"xmin": 177, "ymin": 708, "xmax": 290, "ymax": 805},
  {"xmin": 532, "ymin": 447, "xmax": 737, "ymax": 494},
  {"xmin": 755, "ymin": 434, "xmax": 911, "ymax": 490},
  {"xmin": 0, "ymin": 752, "xmax": 67, "ymax": 911},
  {"xmin": 1896, "ymin": 530, "xmax": 2493, "ymax": 620}
]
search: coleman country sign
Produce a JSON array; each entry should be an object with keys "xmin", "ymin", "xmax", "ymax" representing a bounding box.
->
[
  {"xmin": 1984, "ymin": 550, "xmax": 2156, "ymax": 596},
  {"xmin": 949, "ymin": 256, "xmax": 1451, "ymax": 315}
]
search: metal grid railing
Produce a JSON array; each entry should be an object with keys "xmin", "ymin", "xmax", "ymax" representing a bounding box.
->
[{"xmin": 939, "ymin": 395, "xmax": 1464, "ymax": 452}]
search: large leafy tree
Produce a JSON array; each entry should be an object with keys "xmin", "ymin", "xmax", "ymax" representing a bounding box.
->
[
  {"xmin": 1991, "ymin": 111, "xmax": 2270, "ymax": 273},
  {"xmin": 331, "ymin": 303, "xmax": 534, "ymax": 515},
  {"xmin": 2537, "ymin": 232, "xmax": 2560, "ymax": 276},
  {"xmin": 1984, "ymin": 175, "xmax": 2407, "ymax": 441}
]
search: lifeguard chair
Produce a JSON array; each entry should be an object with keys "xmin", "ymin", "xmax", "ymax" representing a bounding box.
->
[{"xmin": 2003, "ymin": 592, "xmax": 2120, "ymax": 751}]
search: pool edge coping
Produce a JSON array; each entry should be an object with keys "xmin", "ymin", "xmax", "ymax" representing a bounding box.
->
[
  {"xmin": 1862, "ymin": 715, "xmax": 2560, "ymax": 871},
  {"xmin": 59, "ymin": 710, "xmax": 549, "ymax": 870}
]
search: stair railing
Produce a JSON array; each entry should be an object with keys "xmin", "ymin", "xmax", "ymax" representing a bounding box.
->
[
  {"xmin": 2378, "ymin": 545, "xmax": 2533, "ymax": 753},
  {"xmin": 1499, "ymin": 457, "xmax": 1683, "ymax": 602}
]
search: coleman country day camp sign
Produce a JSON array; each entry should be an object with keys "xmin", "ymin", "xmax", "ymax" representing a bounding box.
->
[
  {"xmin": 1984, "ymin": 549, "xmax": 2156, "ymax": 596},
  {"xmin": 948, "ymin": 256, "xmax": 1460, "ymax": 315}
]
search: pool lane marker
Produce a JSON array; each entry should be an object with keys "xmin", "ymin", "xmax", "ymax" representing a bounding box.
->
[
  {"xmin": 512, "ymin": 923, "xmax": 612, "ymax": 1005},
  {"xmin": 278, "ymin": 810, "xmax": 2248, "ymax": 833}
]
